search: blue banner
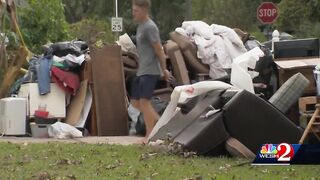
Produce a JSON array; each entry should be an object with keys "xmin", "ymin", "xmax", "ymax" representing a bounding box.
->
[{"xmin": 252, "ymin": 143, "xmax": 320, "ymax": 165}]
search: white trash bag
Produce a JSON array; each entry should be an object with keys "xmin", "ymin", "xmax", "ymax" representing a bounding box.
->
[{"xmin": 48, "ymin": 122, "xmax": 83, "ymax": 139}]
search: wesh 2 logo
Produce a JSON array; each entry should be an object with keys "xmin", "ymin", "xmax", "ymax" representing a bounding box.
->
[{"xmin": 259, "ymin": 143, "xmax": 294, "ymax": 162}]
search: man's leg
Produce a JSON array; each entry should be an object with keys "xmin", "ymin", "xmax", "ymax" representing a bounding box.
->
[
  {"xmin": 137, "ymin": 75, "xmax": 160, "ymax": 143},
  {"xmin": 131, "ymin": 99, "xmax": 141, "ymax": 112},
  {"xmin": 140, "ymin": 98, "xmax": 160, "ymax": 139},
  {"xmin": 130, "ymin": 76, "xmax": 141, "ymax": 111}
]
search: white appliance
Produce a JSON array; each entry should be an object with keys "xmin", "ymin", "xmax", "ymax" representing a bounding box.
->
[
  {"xmin": 0, "ymin": 97, "xmax": 27, "ymax": 135},
  {"xmin": 18, "ymin": 83, "xmax": 66, "ymax": 118}
]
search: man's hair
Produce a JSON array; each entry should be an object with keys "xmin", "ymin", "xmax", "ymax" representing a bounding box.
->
[{"xmin": 132, "ymin": 0, "xmax": 151, "ymax": 9}]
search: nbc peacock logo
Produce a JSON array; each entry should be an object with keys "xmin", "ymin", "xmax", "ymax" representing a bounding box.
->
[{"xmin": 259, "ymin": 144, "xmax": 278, "ymax": 158}]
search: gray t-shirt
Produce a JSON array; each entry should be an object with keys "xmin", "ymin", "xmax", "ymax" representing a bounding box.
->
[{"xmin": 136, "ymin": 19, "xmax": 161, "ymax": 76}]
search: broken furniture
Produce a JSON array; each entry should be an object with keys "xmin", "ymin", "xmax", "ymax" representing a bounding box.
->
[
  {"xmin": 122, "ymin": 51, "xmax": 139, "ymax": 82},
  {"xmin": 91, "ymin": 45, "xmax": 129, "ymax": 136},
  {"xmin": 164, "ymin": 40, "xmax": 190, "ymax": 85},
  {"xmin": 274, "ymin": 58, "xmax": 319, "ymax": 95},
  {"xmin": 169, "ymin": 31, "xmax": 210, "ymax": 78},
  {"xmin": 172, "ymin": 90, "xmax": 229, "ymax": 155},
  {"xmin": 149, "ymin": 81, "xmax": 303, "ymax": 155},
  {"xmin": 223, "ymin": 89, "xmax": 303, "ymax": 153},
  {"xmin": 299, "ymin": 104, "xmax": 320, "ymax": 144},
  {"xmin": 299, "ymin": 96, "xmax": 318, "ymax": 127},
  {"xmin": 298, "ymin": 96, "xmax": 320, "ymax": 143},
  {"xmin": 272, "ymin": 39, "xmax": 320, "ymax": 126},
  {"xmin": 269, "ymin": 73, "xmax": 310, "ymax": 114},
  {"xmin": 273, "ymin": 38, "xmax": 319, "ymax": 60},
  {"xmin": 299, "ymin": 96, "xmax": 318, "ymax": 116},
  {"xmin": 225, "ymin": 137, "xmax": 256, "ymax": 159},
  {"xmin": 273, "ymin": 38, "xmax": 319, "ymax": 95}
]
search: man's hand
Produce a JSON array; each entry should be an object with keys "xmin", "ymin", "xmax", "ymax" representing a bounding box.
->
[{"xmin": 163, "ymin": 69, "xmax": 174, "ymax": 82}]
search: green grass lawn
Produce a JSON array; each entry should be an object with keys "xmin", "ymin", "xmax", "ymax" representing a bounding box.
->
[{"xmin": 0, "ymin": 142, "xmax": 319, "ymax": 180}]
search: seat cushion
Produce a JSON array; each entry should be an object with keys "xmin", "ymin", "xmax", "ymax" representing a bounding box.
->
[
  {"xmin": 269, "ymin": 73, "xmax": 309, "ymax": 113},
  {"xmin": 223, "ymin": 90, "xmax": 303, "ymax": 153},
  {"xmin": 174, "ymin": 111, "xmax": 229, "ymax": 155}
]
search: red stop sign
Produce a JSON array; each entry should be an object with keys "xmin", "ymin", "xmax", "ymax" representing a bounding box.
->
[{"xmin": 257, "ymin": 2, "xmax": 278, "ymax": 24}]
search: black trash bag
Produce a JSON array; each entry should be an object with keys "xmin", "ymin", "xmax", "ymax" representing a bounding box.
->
[
  {"xmin": 245, "ymin": 37, "xmax": 271, "ymax": 56},
  {"xmin": 245, "ymin": 37, "xmax": 275, "ymax": 98},
  {"xmin": 135, "ymin": 97, "xmax": 168, "ymax": 136},
  {"xmin": 44, "ymin": 41, "xmax": 88, "ymax": 57}
]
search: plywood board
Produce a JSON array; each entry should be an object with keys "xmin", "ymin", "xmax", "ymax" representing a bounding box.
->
[
  {"xmin": 65, "ymin": 80, "xmax": 89, "ymax": 127},
  {"xmin": 91, "ymin": 45, "xmax": 129, "ymax": 136}
]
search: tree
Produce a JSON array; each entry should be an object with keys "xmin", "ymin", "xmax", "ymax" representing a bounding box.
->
[
  {"xmin": 150, "ymin": 0, "xmax": 187, "ymax": 40},
  {"xmin": 63, "ymin": 0, "xmax": 188, "ymax": 42},
  {"xmin": 69, "ymin": 18, "xmax": 115, "ymax": 43},
  {"xmin": 193, "ymin": 0, "xmax": 262, "ymax": 31},
  {"xmin": 276, "ymin": 0, "xmax": 320, "ymax": 38},
  {"xmin": 19, "ymin": 0, "xmax": 70, "ymax": 53}
]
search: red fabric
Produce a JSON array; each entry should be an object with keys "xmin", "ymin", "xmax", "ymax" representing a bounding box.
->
[{"xmin": 51, "ymin": 66, "xmax": 80, "ymax": 94}]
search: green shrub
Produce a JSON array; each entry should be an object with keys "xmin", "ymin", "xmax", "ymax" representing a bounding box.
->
[
  {"xmin": 19, "ymin": 0, "xmax": 70, "ymax": 53},
  {"xmin": 69, "ymin": 18, "xmax": 115, "ymax": 44}
]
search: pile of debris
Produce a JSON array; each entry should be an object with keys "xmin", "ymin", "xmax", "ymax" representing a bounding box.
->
[{"xmin": 1, "ymin": 12, "xmax": 319, "ymax": 159}]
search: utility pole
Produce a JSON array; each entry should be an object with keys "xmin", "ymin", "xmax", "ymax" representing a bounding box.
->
[{"xmin": 186, "ymin": 0, "xmax": 192, "ymax": 20}]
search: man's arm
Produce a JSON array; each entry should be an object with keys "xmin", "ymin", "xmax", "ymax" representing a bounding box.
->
[
  {"xmin": 152, "ymin": 42, "xmax": 171, "ymax": 81},
  {"xmin": 152, "ymin": 42, "xmax": 166, "ymax": 72}
]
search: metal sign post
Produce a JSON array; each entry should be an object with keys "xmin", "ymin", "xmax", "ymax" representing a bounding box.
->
[{"xmin": 112, "ymin": 0, "xmax": 122, "ymax": 41}]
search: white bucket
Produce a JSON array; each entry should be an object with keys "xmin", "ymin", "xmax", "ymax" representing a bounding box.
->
[{"xmin": 314, "ymin": 70, "xmax": 320, "ymax": 96}]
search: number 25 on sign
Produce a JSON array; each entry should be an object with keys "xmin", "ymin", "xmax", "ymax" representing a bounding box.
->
[{"xmin": 111, "ymin": 17, "xmax": 123, "ymax": 32}]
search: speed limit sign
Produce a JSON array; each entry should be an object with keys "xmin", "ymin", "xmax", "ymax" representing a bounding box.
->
[{"xmin": 111, "ymin": 17, "xmax": 123, "ymax": 32}]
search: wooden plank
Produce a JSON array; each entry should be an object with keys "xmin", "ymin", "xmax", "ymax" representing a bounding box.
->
[
  {"xmin": 164, "ymin": 40, "xmax": 190, "ymax": 85},
  {"xmin": 300, "ymin": 106, "xmax": 320, "ymax": 144},
  {"xmin": 299, "ymin": 96, "xmax": 317, "ymax": 113},
  {"xmin": 89, "ymin": 84, "xmax": 98, "ymax": 136},
  {"xmin": 275, "ymin": 58, "xmax": 320, "ymax": 69},
  {"xmin": 91, "ymin": 45, "xmax": 129, "ymax": 136},
  {"xmin": 65, "ymin": 80, "xmax": 88, "ymax": 126}
]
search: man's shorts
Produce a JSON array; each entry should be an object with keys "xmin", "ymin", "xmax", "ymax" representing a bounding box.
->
[{"xmin": 131, "ymin": 75, "xmax": 159, "ymax": 100}]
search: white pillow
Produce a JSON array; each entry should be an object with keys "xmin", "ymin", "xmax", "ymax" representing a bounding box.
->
[{"xmin": 182, "ymin": 21, "xmax": 213, "ymax": 40}]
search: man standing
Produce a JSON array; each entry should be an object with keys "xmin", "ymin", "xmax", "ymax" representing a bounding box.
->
[{"xmin": 131, "ymin": 0, "xmax": 171, "ymax": 143}]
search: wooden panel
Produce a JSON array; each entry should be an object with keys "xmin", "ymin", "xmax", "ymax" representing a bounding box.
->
[
  {"xmin": 164, "ymin": 40, "xmax": 190, "ymax": 85},
  {"xmin": 65, "ymin": 80, "xmax": 88, "ymax": 126},
  {"xmin": 91, "ymin": 45, "xmax": 129, "ymax": 136},
  {"xmin": 274, "ymin": 58, "xmax": 320, "ymax": 69},
  {"xmin": 89, "ymin": 84, "xmax": 98, "ymax": 136}
]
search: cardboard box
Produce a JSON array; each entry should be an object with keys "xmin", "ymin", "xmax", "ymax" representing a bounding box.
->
[
  {"xmin": 275, "ymin": 58, "xmax": 320, "ymax": 95},
  {"xmin": 18, "ymin": 83, "xmax": 66, "ymax": 118}
]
